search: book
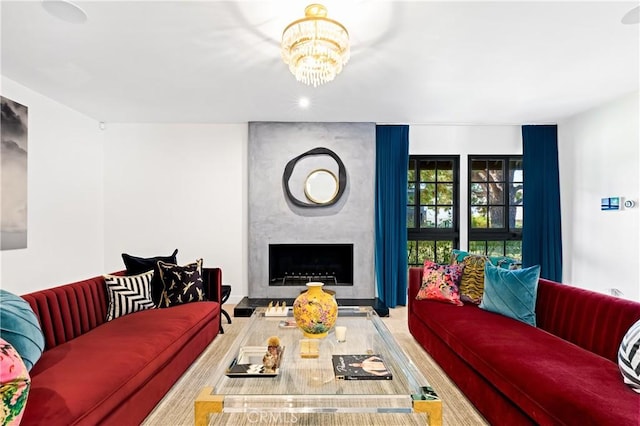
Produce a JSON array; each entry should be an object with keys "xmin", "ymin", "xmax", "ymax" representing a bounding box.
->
[{"xmin": 331, "ymin": 354, "xmax": 393, "ymax": 380}]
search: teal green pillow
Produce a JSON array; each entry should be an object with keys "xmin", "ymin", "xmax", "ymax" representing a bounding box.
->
[
  {"xmin": 0, "ymin": 289, "xmax": 45, "ymax": 371},
  {"xmin": 479, "ymin": 263, "xmax": 540, "ymax": 326}
]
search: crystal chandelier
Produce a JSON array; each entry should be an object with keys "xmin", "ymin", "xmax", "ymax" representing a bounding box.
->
[{"xmin": 281, "ymin": 4, "xmax": 350, "ymax": 87}]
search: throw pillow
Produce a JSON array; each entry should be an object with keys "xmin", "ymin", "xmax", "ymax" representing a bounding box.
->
[
  {"xmin": 0, "ymin": 289, "xmax": 45, "ymax": 371},
  {"xmin": 451, "ymin": 249, "xmax": 522, "ymax": 270},
  {"xmin": 450, "ymin": 249, "xmax": 523, "ymax": 305},
  {"xmin": 103, "ymin": 270, "xmax": 155, "ymax": 321},
  {"xmin": 618, "ymin": 318, "xmax": 640, "ymax": 393},
  {"xmin": 122, "ymin": 249, "xmax": 179, "ymax": 306},
  {"xmin": 479, "ymin": 263, "xmax": 540, "ymax": 326},
  {"xmin": 455, "ymin": 254, "xmax": 488, "ymax": 304},
  {"xmin": 0, "ymin": 338, "xmax": 31, "ymax": 425},
  {"xmin": 416, "ymin": 260, "xmax": 464, "ymax": 306},
  {"xmin": 157, "ymin": 259, "xmax": 206, "ymax": 308}
]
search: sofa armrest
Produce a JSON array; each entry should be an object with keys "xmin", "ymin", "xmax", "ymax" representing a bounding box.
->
[
  {"xmin": 407, "ymin": 267, "xmax": 423, "ymax": 311},
  {"xmin": 202, "ymin": 267, "xmax": 222, "ymax": 304}
]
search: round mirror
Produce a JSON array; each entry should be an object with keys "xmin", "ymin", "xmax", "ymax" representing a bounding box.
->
[{"xmin": 304, "ymin": 169, "xmax": 339, "ymax": 204}]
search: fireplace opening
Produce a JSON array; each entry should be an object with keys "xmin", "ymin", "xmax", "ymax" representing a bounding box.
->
[{"xmin": 269, "ymin": 244, "xmax": 354, "ymax": 286}]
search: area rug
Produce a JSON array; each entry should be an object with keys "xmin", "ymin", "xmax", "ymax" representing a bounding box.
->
[{"xmin": 142, "ymin": 306, "xmax": 487, "ymax": 426}]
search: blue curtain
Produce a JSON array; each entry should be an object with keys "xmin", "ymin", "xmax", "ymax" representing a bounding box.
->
[
  {"xmin": 522, "ymin": 125, "xmax": 563, "ymax": 282},
  {"xmin": 375, "ymin": 125, "xmax": 409, "ymax": 307}
]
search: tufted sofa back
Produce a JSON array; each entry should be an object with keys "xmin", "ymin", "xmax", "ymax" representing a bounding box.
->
[
  {"xmin": 535, "ymin": 278, "xmax": 640, "ymax": 363},
  {"xmin": 22, "ymin": 275, "xmax": 109, "ymax": 351},
  {"xmin": 408, "ymin": 267, "xmax": 640, "ymax": 364},
  {"xmin": 22, "ymin": 267, "xmax": 222, "ymax": 352}
]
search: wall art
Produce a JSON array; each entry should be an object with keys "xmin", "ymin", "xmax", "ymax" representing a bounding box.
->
[
  {"xmin": 1, "ymin": 96, "xmax": 28, "ymax": 250},
  {"xmin": 282, "ymin": 147, "xmax": 347, "ymax": 208}
]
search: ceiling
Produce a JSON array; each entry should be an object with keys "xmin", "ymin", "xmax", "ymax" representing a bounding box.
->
[{"xmin": 1, "ymin": 1, "xmax": 638, "ymax": 125}]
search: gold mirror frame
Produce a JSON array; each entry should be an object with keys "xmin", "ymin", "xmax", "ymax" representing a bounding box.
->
[{"xmin": 304, "ymin": 169, "xmax": 339, "ymax": 204}]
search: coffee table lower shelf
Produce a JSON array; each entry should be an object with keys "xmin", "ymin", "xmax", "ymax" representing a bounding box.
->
[{"xmin": 194, "ymin": 387, "xmax": 442, "ymax": 426}]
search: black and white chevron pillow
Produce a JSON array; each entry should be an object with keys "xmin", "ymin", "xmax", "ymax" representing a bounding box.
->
[
  {"xmin": 618, "ymin": 318, "xmax": 640, "ymax": 393},
  {"xmin": 104, "ymin": 270, "xmax": 155, "ymax": 321}
]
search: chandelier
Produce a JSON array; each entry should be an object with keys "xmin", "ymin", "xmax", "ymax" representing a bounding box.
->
[{"xmin": 281, "ymin": 4, "xmax": 350, "ymax": 87}]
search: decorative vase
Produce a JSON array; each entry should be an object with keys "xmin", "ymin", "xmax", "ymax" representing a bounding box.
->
[{"xmin": 293, "ymin": 282, "xmax": 338, "ymax": 339}]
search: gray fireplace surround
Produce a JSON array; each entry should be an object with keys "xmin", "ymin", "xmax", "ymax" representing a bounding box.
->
[{"xmin": 236, "ymin": 122, "xmax": 387, "ymax": 316}]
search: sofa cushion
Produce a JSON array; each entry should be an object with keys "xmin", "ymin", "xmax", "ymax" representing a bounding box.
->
[
  {"xmin": 451, "ymin": 249, "xmax": 522, "ymax": 305},
  {"xmin": 453, "ymin": 254, "xmax": 487, "ymax": 304},
  {"xmin": 122, "ymin": 249, "xmax": 178, "ymax": 305},
  {"xmin": 0, "ymin": 289, "xmax": 45, "ymax": 371},
  {"xmin": 479, "ymin": 263, "xmax": 540, "ymax": 326},
  {"xmin": 450, "ymin": 249, "xmax": 521, "ymax": 269},
  {"xmin": 104, "ymin": 270, "xmax": 155, "ymax": 321},
  {"xmin": 0, "ymin": 338, "xmax": 31, "ymax": 425},
  {"xmin": 157, "ymin": 259, "xmax": 206, "ymax": 308},
  {"xmin": 24, "ymin": 301, "xmax": 217, "ymax": 425},
  {"xmin": 412, "ymin": 300, "xmax": 640, "ymax": 425},
  {"xmin": 416, "ymin": 261, "xmax": 464, "ymax": 306},
  {"xmin": 618, "ymin": 318, "xmax": 640, "ymax": 393}
]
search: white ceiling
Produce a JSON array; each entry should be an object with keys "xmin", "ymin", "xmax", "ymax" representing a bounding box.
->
[{"xmin": 1, "ymin": 1, "xmax": 638, "ymax": 125}]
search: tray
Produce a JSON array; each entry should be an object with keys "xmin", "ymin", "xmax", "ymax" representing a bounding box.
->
[{"xmin": 225, "ymin": 346, "xmax": 285, "ymax": 377}]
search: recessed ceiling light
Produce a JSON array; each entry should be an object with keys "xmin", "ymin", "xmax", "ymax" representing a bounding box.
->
[
  {"xmin": 42, "ymin": 0, "xmax": 87, "ymax": 24},
  {"xmin": 298, "ymin": 97, "xmax": 310, "ymax": 109}
]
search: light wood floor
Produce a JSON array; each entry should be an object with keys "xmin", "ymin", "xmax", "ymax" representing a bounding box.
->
[{"xmin": 142, "ymin": 305, "xmax": 488, "ymax": 426}]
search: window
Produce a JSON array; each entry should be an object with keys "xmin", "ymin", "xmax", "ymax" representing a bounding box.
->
[
  {"xmin": 407, "ymin": 156, "xmax": 459, "ymax": 266},
  {"xmin": 468, "ymin": 156, "xmax": 523, "ymax": 259}
]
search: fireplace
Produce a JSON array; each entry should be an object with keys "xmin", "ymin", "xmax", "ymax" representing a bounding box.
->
[
  {"xmin": 241, "ymin": 122, "xmax": 383, "ymax": 316},
  {"xmin": 269, "ymin": 244, "xmax": 353, "ymax": 286}
]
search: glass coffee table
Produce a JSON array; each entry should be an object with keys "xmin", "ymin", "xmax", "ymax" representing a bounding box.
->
[{"xmin": 195, "ymin": 306, "xmax": 441, "ymax": 425}]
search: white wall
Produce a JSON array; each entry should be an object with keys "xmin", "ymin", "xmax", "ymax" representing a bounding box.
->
[
  {"xmin": 102, "ymin": 123, "xmax": 248, "ymax": 303},
  {"xmin": 558, "ymin": 91, "xmax": 639, "ymax": 300},
  {"xmin": 3, "ymin": 75, "xmax": 636, "ymax": 303},
  {"xmin": 0, "ymin": 77, "xmax": 104, "ymax": 295},
  {"xmin": 409, "ymin": 125, "xmax": 523, "ymax": 250}
]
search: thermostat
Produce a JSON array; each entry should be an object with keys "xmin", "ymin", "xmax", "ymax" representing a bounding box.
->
[{"xmin": 624, "ymin": 200, "xmax": 635, "ymax": 208}]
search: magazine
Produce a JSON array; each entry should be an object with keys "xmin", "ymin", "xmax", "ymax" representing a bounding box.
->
[{"xmin": 331, "ymin": 354, "xmax": 393, "ymax": 380}]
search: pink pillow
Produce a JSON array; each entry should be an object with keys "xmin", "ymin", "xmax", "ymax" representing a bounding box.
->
[
  {"xmin": 0, "ymin": 338, "xmax": 31, "ymax": 425},
  {"xmin": 416, "ymin": 260, "xmax": 465, "ymax": 306}
]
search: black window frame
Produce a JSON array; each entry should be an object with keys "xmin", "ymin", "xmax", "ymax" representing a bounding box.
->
[
  {"xmin": 467, "ymin": 155, "xmax": 523, "ymax": 259},
  {"xmin": 407, "ymin": 155, "xmax": 460, "ymax": 266}
]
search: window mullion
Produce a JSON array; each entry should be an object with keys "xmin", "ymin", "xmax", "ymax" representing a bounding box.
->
[{"xmin": 468, "ymin": 155, "xmax": 523, "ymax": 259}]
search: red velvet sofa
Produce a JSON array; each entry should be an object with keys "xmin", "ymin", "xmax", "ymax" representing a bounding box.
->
[
  {"xmin": 19, "ymin": 268, "xmax": 222, "ymax": 426},
  {"xmin": 408, "ymin": 267, "xmax": 640, "ymax": 425}
]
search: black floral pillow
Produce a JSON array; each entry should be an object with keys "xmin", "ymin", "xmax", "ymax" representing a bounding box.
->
[{"xmin": 157, "ymin": 259, "xmax": 207, "ymax": 308}]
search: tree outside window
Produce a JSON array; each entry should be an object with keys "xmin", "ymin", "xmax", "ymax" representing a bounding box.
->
[
  {"xmin": 407, "ymin": 156, "xmax": 459, "ymax": 266},
  {"xmin": 468, "ymin": 156, "xmax": 523, "ymax": 259}
]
